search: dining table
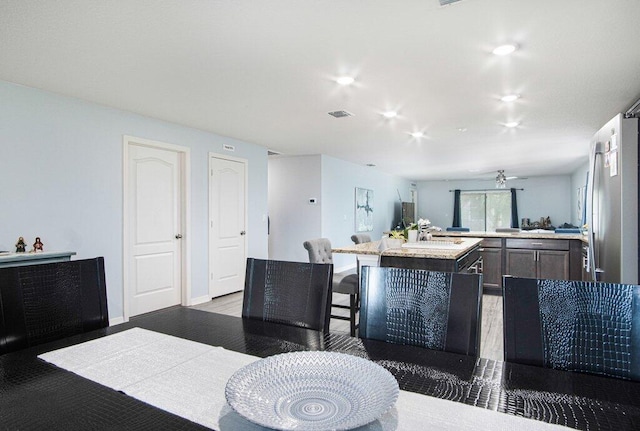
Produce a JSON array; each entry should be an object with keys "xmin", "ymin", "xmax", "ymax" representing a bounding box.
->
[{"xmin": 2, "ymin": 306, "xmax": 639, "ymax": 430}]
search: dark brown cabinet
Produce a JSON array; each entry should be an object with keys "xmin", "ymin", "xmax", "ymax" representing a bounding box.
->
[
  {"xmin": 380, "ymin": 245, "xmax": 481, "ymax": 273},
  {"xmin": 480, "ymin": 238, "xmax": 502, "ymax": 291},
  {"xmin": 432, "ymin": 234, "xmax": 584, "ymax": 293},
  {"xmin": 504, "ymin": 239, "xmax": 570, "ymax": 280}
]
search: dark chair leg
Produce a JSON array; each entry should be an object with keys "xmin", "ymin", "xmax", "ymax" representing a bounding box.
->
[{"xmin": 350, "ymin": 293, "xmax": 357, "ymax": 337}]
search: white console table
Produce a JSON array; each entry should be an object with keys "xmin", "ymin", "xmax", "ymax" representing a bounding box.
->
[{"xmin": 0, "ymin": 251, "xmax": 76, "ymax": 268}]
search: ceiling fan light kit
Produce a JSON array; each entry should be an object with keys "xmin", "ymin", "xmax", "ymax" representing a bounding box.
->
[{"xmin": 496, "ymin": 170, "xmax": 507, "ymax": 188}]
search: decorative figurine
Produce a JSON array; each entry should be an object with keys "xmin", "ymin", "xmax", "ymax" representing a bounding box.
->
[
  {"xmin": 15, "ymin": 236, "xmax": 27, "ymax": 253},
  {"xmin": 33, "ymin": 237, "xmax": 44, "ymax": 253}
]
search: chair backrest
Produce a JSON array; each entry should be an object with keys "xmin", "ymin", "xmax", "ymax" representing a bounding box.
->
[
  {"xmin": 503, "ymin": 277, "xmax": 640, "ymax": 381},
  {"xmin": 0, "ymin": 257, "xmax": 109, "ymax": 355},
  {"xmin": 242, "ymin": 258, "xmax": 333, "ymax": 333},
  {"xmin": 359, "ymin": 266, "xmax": 482, "ymax": 356},
  {"xmin": 302, "ymin": 238, "xmax": 333, "ymax": 264},
  {"xmin": 351, "ymin": 234, "xmax": 372, "ymax": 244}
]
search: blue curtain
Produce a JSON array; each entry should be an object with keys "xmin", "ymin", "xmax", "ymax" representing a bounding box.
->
[
  {"xmin": 510, "ymin": 188, "xmax": 519, "ymax": 228},
  {"xmin": 452, "ymin": 189, "xmax": 461, "ymax": 227}
]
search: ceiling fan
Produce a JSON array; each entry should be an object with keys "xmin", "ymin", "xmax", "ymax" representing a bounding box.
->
[
  {"xmin": 495, "ymin": 170, "xmax": 526, "ymax": 188},
  {"xmin": 473, "ymin": 169, "xmax": 526, "ymax": 181}
]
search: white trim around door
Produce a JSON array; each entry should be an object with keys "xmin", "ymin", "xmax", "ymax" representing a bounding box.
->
[{"xmin": 122, "ymin": 135, "xmax": 191, "ymax": 322}]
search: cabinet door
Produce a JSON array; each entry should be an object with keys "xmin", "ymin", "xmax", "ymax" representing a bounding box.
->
[
  {"xmin": 537, "ymin": 250, "xmax": 569, "ymax": 280},
  {"xmin": 505, "ymin": 249, "xmax": 537, "ymax": 278},
  {"xmin": 481, "ymin": 248, "xmax": 503, "ymax": 289}
]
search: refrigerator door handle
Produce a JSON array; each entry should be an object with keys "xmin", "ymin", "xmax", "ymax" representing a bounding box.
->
[
  {"xmin": 594, "ymin": 267, "xmax": 605, "ymax": 282},
  {"xmin": 587, "ymin": 141, "xmax": 604, "ymax": 282}
]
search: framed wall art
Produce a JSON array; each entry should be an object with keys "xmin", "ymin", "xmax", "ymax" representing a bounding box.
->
[{"xmin": 355, "ymin": 187, "xmax": 373, "ymax": 232}]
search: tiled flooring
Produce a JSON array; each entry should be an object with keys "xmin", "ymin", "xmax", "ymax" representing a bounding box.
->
[{"xmin": 191, "ymin": 288, "xmax": 504, "ymax": 361}]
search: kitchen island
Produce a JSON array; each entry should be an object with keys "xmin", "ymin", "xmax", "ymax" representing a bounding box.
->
[
  {"xmin": 333, "ymin": 237, "xmax": 483, "ymax": 274},
  {"xmin": 433, "ymin": 230, "xmax": 587, "ymax": 291}
]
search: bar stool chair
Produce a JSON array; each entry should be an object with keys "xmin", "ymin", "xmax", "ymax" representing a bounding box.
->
[
  {"xmin": 303, "ymin": 238, "xmax": 360, "ymax": 336},
  {"xmin": 350, "ymin": 234, "xmax": 372, "ymax": 244}
]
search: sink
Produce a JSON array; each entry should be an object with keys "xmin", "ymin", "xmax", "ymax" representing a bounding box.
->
[{"xmin": 401, "ymin": 240, "xmax": 467, "ymax": 250}]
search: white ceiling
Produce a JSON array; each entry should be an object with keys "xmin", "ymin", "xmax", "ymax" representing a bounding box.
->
[{"xmin": 2, "ymin": 0, "xmax": 640, "ymax": 181}]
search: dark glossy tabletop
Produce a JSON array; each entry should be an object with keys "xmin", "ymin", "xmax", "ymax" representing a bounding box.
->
[{"xmin": 2, "ymin": 307, "xmax": 640, "ymax": 430}]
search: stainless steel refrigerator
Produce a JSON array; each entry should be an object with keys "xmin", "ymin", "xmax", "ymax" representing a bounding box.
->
[{"xmin": 586, "ymin": 113, "xmax": 639, "ymax": 284}]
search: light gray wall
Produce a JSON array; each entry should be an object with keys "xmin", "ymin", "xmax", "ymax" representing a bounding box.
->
[
  {"xmin": 571, "ymin": 161, "xmax": 590, "ymax": 227},
  {"xmin": 417, "ymin": 176, "xmax": 575, "ymax": 230},
  {"xmin": 267, "ymin": 154, "xmax": 413, "ymax": 270},
  {"xmin": 321, "ymin": 155, "xmax": 413, "ymax": 270},
  {"xmin": 268, "ymin": 155, "xmax": 322, "ymax": 262},
  {"xmin": 0, "ymin": 80, "xmax": 269, "ymax": 321}
]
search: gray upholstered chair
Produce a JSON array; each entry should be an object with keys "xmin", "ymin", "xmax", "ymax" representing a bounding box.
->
[
  {"xmin": 242, "ymin": 258, "xmax": 333, "ymax": 333},
  {"xmin": 503, "ymin": 276, "xmax": 640, "ymax": 381},
  {"xmin": 351, "ymin": 234, "xmax": 372, "ymax": 244},
  {"xmin": 303, "ymin": 238, "xmax": 360, "ymax": 336},
  {"xmin": 359, "ymin": 266, "xmax": 483, "ymax": 356}
]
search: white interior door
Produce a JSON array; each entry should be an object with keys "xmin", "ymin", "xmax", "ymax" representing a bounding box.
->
[
  {"xmin": 209, "ymin": 155, "xmax": 247, "ymax": 298},
  {"xmin": 127, "ymin": 143, "xmax": 183, "ymax": 316}
]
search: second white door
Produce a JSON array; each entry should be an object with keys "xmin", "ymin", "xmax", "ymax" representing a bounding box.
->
[{"xmin": 209, "ymin": 155, "xmax": 247, "ymax": 298}]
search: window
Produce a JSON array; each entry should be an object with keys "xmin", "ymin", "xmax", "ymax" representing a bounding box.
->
[{"xmin": 460, "ymin": 191, "xmax": 512, "ymax": 231}]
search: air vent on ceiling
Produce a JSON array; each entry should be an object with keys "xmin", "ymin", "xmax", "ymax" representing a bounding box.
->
[
  {"xmin": 328, "ymin": 110, "xmax": 354, "ymax": 118},
  {"xmin": 439, "ymin": 0, "xmax": 462, "ymax": 5},
  {"xmin": 267, "ymin": 150, "xmax": 280, "ymax": 156}
]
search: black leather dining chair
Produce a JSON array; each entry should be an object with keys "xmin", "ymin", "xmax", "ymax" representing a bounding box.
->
[
  {"xmin": 303, "ymin": 238, "xmax": 360, "ymax": 336},
  {"xmin": 503, "ymin": 276, "xmax": 640, "ymax": 381},
  {"xmin": 242, "ymin": 258, "xmax": 333, "ymax": 333},
  {"xmin": 359, "ymin": 266, "xmax": 483, "ymax": 356},
  {"xmin": 0, "ymin": 257, "xmax": 109, "ymax": 355}
]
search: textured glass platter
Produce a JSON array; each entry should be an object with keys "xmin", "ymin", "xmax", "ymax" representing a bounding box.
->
[{"xmin": 225, "ymin": 351, "xmax": 399, "ymax": 430}]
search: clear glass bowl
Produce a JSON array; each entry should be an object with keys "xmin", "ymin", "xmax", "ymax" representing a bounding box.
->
[{"xmin": 225, "ymin": 351, "xmax": 399, "ymax": 430}]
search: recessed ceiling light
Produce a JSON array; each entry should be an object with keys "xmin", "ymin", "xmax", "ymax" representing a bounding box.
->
[
  {"xmin": 501, "ymin": 94, "xmax": 520, "ymax": 102},
  {"xmin": 382, "ymin": 111, "xmax": 398, "ymax": 119},
  {"xmin": 336, "ymin": 76, "xmax": 355, "ymax": 86},
  {"xmin": 457, "ymin": 127, "xmax": 468, "ymax": 132},
  {"xmin": 492, "ymin": 44, "xmax": 517, "ymax": 56},
  {"xmin": 504, "ymin": 121, "xmax": 520, "ymax": 128},
  {"xmin": 410, "ymin": 131, "xmax": 424, "ymax": 138}
]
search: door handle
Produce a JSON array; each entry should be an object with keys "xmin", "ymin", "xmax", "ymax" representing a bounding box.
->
[
  {"xmin": 240, "ymin": 231, "xmax": 246, "ymax": 236},
  {"xmin": 175, "ymin": 234, "xmax": 183, "ymax": 239}
]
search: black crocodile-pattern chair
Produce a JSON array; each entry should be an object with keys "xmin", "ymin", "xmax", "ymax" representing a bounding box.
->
[
  {"xmin": 242, "ymin": 258, "xmax": 333, "ymax": 333},
  {"xmin": 0, "ymin": 257, "xmax": 109, "ymax": 355},
  {"xmin": 303, "ymin": 238, "xmax": 360, "ymax": 336},
  {"xmin": 503, "ymin": 276, "xmax": 640, "ymax": 381},
  {"xmin": 359, "ymin": 266, "xmax": 483, "ymax": 356}
]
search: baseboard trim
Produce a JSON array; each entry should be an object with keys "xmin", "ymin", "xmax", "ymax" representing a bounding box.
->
[
  {"xmin": 335, "ymin": 263, "xmax": 357, "ymax": 273},
  {"xmin": 109, "ymin": 316, "xmax": 126, "ymax": 326},
  {"xmin": 189, "ymin": 295, "xmax": 211, "ymax": 306}
]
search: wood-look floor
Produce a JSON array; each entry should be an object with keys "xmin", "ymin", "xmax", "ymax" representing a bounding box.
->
[{"xmin": 191, "ymin": 288, "xmax": 504, "ymax": 362}]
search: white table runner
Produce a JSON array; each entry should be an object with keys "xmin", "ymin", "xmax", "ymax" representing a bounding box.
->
[{"xmin": 39, "ymin": 328, "xmax": 571, "ymax": 431}]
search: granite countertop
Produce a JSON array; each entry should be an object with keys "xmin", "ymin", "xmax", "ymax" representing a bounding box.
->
[
  {"xmin": 432, "ymin": 230, "xmax": 587, "ymax": 241},
  {"xmin": 332, "ymin": 241, "xmax": 382, "ymax": 256},
  {"xmin": 333, "ymin": 237, "xmax": 483, "ymax": 260}
]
